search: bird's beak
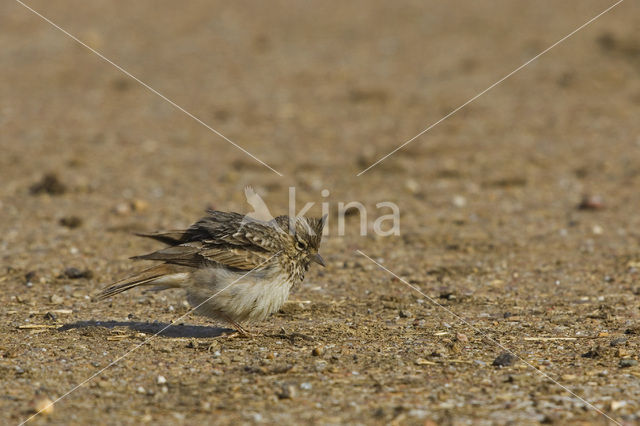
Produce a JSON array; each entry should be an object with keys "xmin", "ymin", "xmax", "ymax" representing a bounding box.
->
[{"xmin": 312, "ymin": 253, "xmax": 326, "ymax": 267}]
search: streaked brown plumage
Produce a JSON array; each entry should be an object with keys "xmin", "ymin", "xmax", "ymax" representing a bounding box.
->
[{"xmin": 95, "ymin": 210, "xmax": 326, "ymax": 335}]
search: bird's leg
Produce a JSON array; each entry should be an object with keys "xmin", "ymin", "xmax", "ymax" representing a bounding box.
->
[
  {"xmin": 219, "ymin": 314, "xmax": 253, "ymax": 338},
  {"xmin": 229, "ymin": 321, "xmax": 253, "ymax": 338}
]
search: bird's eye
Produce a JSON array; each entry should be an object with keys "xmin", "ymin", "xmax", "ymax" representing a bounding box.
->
[{"xmin": 295, "ymin": 240, "xmax": 307, "ymax": 251}]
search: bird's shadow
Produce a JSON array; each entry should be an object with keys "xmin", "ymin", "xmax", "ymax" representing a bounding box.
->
[{"xmin": 58, "ymin": 320, "xmax": 231, "ymax": 338}]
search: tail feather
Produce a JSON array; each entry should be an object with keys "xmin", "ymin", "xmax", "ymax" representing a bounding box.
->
[
  {"xmin": 130, "ymin": 245, "xmax": 200, "ymax": 262},
  {"xmin": 134, "ymin": 230, "xmax": 187, "ymax": 245},
  {"xmin": 94, "ymin": 264, "xmax": 188, "ymax": 301}
]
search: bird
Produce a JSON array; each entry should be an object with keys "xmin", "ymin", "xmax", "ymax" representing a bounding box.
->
[{"xmin": 95, "ymin": 210, "xmax": 326, "ymax": 336}]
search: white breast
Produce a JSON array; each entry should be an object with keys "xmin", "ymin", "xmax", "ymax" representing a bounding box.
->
[{"xmin": 188, "ymin": 267, "xmax": 293, "ymax": 324}]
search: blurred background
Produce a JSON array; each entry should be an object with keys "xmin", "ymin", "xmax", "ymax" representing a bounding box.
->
[{"xmin": 2, "ymin": 0, "xmax": 640, "ymax": 423}]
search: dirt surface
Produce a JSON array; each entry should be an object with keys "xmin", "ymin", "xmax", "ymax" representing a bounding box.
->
[{"xmin": 2, "ymin": 0, "xmax": 640, "ymax": 424}]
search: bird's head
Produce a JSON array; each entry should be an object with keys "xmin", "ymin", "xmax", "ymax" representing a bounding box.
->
[{"xmin": 276, "ymin": 215, "xmax": 327, "ymax": 270}]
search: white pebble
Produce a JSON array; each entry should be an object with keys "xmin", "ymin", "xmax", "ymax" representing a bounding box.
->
[
  {"xmin": 452, "ymin": 195, "xmax": 467, "ymax": 207},
  {"xmin": 33, "ymin": 396, "xmax": 54, "ymax": 415}
]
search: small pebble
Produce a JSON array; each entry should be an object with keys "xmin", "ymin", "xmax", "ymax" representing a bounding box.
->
[
  {"xmin": 439, "ymin": 292, "xmax": 456, "ymax": 300},
  {"xmin": 311, "ymin": 347, "xmax": 324, "ymax": 357},
  {"xmin": 136, "ymin": 386, "xmax": 146, "ymax": 394},
  {"xmin": 30, "ymin": 173, "xmax": 66, "ymax": 195},
  {"xmin": 25, "ymin": 271, "xmax": 37, "ymax": 285},
  {"xmin": 611, "ymin": 400, "xmax": 627, "ymax": 411},
  {"xmin": 59, "ymin": 216, "xmax": 83, "ymax": 228},
  {"xmin": 492, "ymin": 352, "xmax": 516, "ymax": 367},
  {"xmin": 582, "ymin": 348, "xmax": 601, "ymax": 359},
  {"xmin": 156, "ymin": 375, "xmax": 167, "ymax": 385},
  {"xmin": 625, "ymin": 326, "xmax": 640, "ymax": 335},
  {"xmin": 610, "ymin": 337, "xmax": 627, "ymax": 346},
  {"xmin": 578, "ymin": 195, "xmax": 604, "ymax": 210},
  {"xmin": 50, "ymin": 294, "xmax": 64, "ymax": 304},
  {"xmin": 452, "ymin": 195, "xmax": 467, "ymax": 208},
  {"xmin": 32, "ymin": 395, "xmax": 54, "ymax": 415},
  {"xmin": 131, "ymin": 199, "xmax": 149, "ymax": 212},
  {"xmin": 615, "ymin": 348, "xmax": 629, "ymax": 358},
  {"xmin": 314, "ymin": 361, "xmax": 327, "ymax": 372},
  {"xmin": 619, "ymin": 359, "xmax": 638, "ymax": 368},
  {"xmin": 278, "ymin": 384, "xmax": 296, "ymax": 399},
  {"xmin": 114, "ymin": 202, "xmax": 131, "ymax": 215},
  {"xmin": 405, "ymin": 179, "xmax": 420, "ymax": 194},
  {"xmin": 64, "ymin": 268, "xmax": 93, "ymax": 279}
]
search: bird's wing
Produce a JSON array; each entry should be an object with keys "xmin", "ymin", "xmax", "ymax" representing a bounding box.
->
[
  {"xmin": 132, "ymin": 211, "xmax": 283, "ymax": 270},
  {"xmin": 132, "ymin": 241, "xmax": 277, "ymax": 271},
  {"xmin": 199, "ymin": 246, "xmax": 278, "ymax": 271},
  {"xmin": 130, "ymin": 244, "xmax": 204, "ymax": 268},
  {"xmin": 135, "ymin": 211, "xmax": 286, "ymax": 250},
  {"xmin": 199, "ymin": 211, "xmax": 286, "ymax": 246}
]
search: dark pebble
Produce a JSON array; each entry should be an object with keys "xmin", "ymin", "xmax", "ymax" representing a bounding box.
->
[
  {"xmin": 439, "ymin": 292, "xmax": 456, "ymax": 300},
  {"xmin": 610, "ymin": 338, "xmax": 628, "ymax": 347},
  {"xmin": 44, "ymin": 312, "xmax": 57, "ymax": 321},
  {"xmin": 64, "ymin": 268, "xmax": 93, "ymax": 279},
  {"xmin": 24, "ymin": 271, "xmax": 37, "ymax": 284},
  {"xmin": 30, "ymin": 173, "xmax": 67, "ymax": 195},
  {"xmin": 619, "ymin": 359, "xmax": 638, "ymax": 368},
  {"xmin": 581, "ymin": 348, "xmax": 601, "ymax": 359},
  {"xmin": 492, "ymin": 352, "xmax": 516, "ymax": 367},
  {"xmin": 277, "ymin": 384, "xmax": 296, "ymax": 399},
  {"xmin": 577, "ymin": 194, "xmax": 604, "ymax": 210},
  {"xmin": 59, "ymin": 216, "xmax": 83, "ymax": 228},
  {"xmin": 373, "ymin": 408, "xmax": 385, "ymax": 418},
  {"xmin": 541, "ymin": 414, "xmax": 560, "ymax": 424},
  {"xmin": 597, "ymin": 32, "xmax": 617, "ymax": 51},
  {"xmin": 342, "ymin": 206, "xmax": 362, "ymax": 217}
]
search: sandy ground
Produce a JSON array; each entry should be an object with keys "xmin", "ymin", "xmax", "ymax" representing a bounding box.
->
[{"xmin": 2, "ymin": 0, "xmax": 640, "ymax": 424}]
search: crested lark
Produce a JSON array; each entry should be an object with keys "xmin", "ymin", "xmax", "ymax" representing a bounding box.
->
[{"xmin": 96, "ymin": 211, "xmax": 326, "ymax": 335}]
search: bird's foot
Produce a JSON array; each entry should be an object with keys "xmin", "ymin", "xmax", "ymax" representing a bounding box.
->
[
  {"xmin": 221, "ymin": 330, "xmax": 253, "ymax": 339},
  {"xmin": 219, "ymin": 316, "xmax": 253, "ymax": 338}
]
